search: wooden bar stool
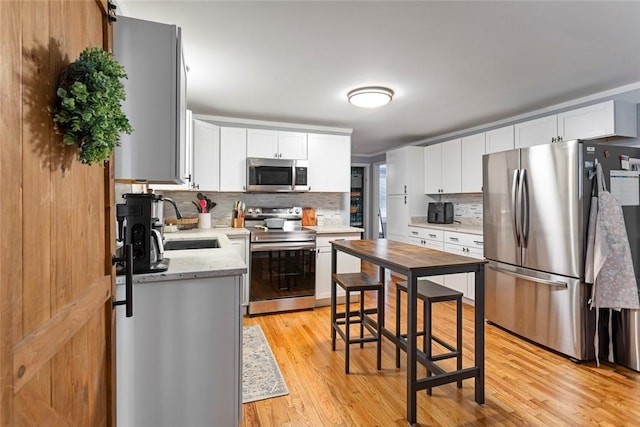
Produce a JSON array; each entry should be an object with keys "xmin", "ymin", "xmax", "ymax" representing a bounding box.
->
[
  {"xmin": 395, "ymin": 279, "xmax": 463, "ymax": 394},
  {"xmin": 331, "ymin": 272, "xmax": 385, "ymax": 374}
]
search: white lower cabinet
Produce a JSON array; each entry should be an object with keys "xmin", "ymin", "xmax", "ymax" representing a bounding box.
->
[
  {"xmin": 228, "ymin": 234, "xmax": 250, "ymax": 306},
  {"xmin": 407, "ymin": 227, "xmax": 483, "ymax": 300},
  {"xmin": 407, "ymin": 227, "xmax": 444, "ymax": 285},
  {"xmin": 315, "ymin": 233, "xmax": 361, "ymax": 305},
  {"xmin": 443, "ymin": 231, "xmax": 484, "ymax": 300}
]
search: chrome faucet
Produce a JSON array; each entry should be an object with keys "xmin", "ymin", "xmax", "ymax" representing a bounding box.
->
[{"xmin": 163, "ymin": 197, "xmax": 183, "ymax": 219}]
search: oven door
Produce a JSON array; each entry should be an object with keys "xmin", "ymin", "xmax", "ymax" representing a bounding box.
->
[{"xmin": 249, "ymin": 241, "xmax": 316, "ymax": 314}]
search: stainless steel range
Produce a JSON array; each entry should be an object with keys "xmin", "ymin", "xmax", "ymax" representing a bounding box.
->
[{"xmin": 246, "ymin": 207, "xmax": 317, "ymax": 315}]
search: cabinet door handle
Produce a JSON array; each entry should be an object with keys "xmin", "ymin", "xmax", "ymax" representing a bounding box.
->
[
  {"xmin": 404, "ymin": 185, "xmax": 407, "ymax": 194},
  {"xmin": 449, "ymin": 237, "xmax": 459, "ymax": 241},
  {"xmin": 112, "ymin": 244, "xmax": 133, "ymax": 318},
  {"xmin": 428, "ymin": 233, "xmax": 436, "ymax": 238},
  {"xmin": 411, "ymin": 231, "xmax": 418, "ymax": 235},
  {"xmin": 473, "ymin": 240, "xmax": 483, "ymax": 246}
]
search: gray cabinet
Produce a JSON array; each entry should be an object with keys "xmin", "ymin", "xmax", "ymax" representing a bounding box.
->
[
  {"xmin": 114, "ymin": 16, "xmax": 187, "ymax": 184},
  {"xmin": 116, "ymin": 275, "xmax": 242, "ymax": 426}
]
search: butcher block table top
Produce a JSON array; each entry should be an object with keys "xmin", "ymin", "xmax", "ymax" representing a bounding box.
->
[{"xmin": 331, "ymin": 238, "xmax": 486, "ymax": 275}]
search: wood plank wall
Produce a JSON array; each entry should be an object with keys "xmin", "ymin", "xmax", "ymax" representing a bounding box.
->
[{"xmin": 1, "ymin": 1, "xmax": 114, "ymax": 425}]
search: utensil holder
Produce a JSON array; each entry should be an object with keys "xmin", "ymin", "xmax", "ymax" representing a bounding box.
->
[
  {"xmin": 232, "ymin": 217, "xmax": 245, "ymax": 228},
  {"xmin": 198, "ymin": 213, "xmax": 211, "ymax": 229}
]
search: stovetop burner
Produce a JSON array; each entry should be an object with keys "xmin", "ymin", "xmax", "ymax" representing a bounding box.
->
[
  {"xmin": 245, "ymin": 206, "xmax": 303, "ymax": 220},
  {"xmin": 246, "ymin": 206, "xmax": 316, "ymax": 243}
]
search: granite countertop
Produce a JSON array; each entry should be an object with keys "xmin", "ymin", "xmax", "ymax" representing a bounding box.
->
[
  {"xmin": 163, "ymin": 227, "xmax": 250, "ymax": 239},
  {"xmin": 408, "ymin": 222, "xmax": 483, "ymax": 235},
  {"xmin": 116, "ymin": 230, "xmax": 247, "ymax": 285},
  {"xmin": 165, "ymin": 225, "xmax": 363, "ymax": 235}
]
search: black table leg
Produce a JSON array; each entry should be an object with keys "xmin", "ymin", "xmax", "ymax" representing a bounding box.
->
[
  {"xmin": 406, "ymin": 273, "xmax": 417, "ymax": 424},
  {"xmin": 475, "ymin": 264, "xmax": 485, "ymax": 405}
]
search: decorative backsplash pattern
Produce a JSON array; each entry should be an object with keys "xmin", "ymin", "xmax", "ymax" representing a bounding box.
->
[
  {"xmin": 115, "ymin": 184, "xmax": 346, "ymax": 227},
  {"xmin": 413, "ymin": 193, "xmax": 484, "ymax": 226}
]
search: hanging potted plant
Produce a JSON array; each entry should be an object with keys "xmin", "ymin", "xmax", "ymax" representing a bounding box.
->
[{"xmin": 52, "ymin": 47, "xmax": 133, "ymax": 166}]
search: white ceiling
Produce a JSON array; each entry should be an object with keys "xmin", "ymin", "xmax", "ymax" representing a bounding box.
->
[{"xmin": 118, "ymin": 1, "xmax": 640, "ymax": 156}]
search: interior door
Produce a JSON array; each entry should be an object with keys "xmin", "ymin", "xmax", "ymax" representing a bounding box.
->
[{"xmin": 1, "ymin": 1, "xmax": 116, "ymax": 425}]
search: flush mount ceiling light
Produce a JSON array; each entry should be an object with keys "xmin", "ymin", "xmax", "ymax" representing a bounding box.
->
[{"xmin": 347, "ymin": 86, "xmax": 394, "ymax": 108}]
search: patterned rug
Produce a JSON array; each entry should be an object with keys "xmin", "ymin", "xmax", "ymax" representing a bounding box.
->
[{"xmin": 242, "ymin": 324, "xmax": 289, "ymax": 403}]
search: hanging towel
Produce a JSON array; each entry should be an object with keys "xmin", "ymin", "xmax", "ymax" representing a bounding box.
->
[
  {"xmin": 589, "ymin": 163, "xmax": 640, "ymax": 365},
  {"xmin": 584, "ymin": 166, "xmax": 598, "ymax": 285}
]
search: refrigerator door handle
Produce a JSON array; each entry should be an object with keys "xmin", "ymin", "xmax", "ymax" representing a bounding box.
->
[
  {"xmin": 488, "ymin": 264, "xmax": 568, "ymax": 288},
  {"xmin": 520, "ymin": 169, "xmax": 529, "ymax": 248},
  {"xmin": 512, "ymin": 169, "xmax": 521, "ymax": 247}
]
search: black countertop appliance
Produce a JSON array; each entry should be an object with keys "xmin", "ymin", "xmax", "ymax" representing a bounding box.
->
[
  {"xmin": 427, "ymin": 202, "xmax": 454, "ymax": 224},
  {"xmin": 116, "ymin": 193, "xmax": 169, "ymax": 274}
]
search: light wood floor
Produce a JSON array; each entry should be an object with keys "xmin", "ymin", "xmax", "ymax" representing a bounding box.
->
[{"xmin": 242, "ymin": 263, "xmax": 640, "ymax": 426}]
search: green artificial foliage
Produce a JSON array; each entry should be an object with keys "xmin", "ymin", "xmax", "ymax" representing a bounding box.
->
[{"xmin": 53, "ymin": 47, "xmax": 133, "ymax": 166}]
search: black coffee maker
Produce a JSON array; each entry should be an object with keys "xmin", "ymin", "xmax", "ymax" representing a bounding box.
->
[{"xmin": 116, "ymin": 193, "xmax": 170, "ymax": 274}]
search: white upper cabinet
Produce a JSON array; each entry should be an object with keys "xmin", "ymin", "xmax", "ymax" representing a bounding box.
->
[
  {"xmin": 220, "ymin": 127, "xmax": 247, "ymax": 192},
  {"xmin": 191, "ymin": 120, "xmax": 220, "ymax": 191},
  {"xmin": 307, "ymin": 133, "xmax": 351, "ymax": 192},
  {"xmin": 461, "ymin": 133, "xmax": 485, "ymax": 193},
  {"xmin": 558, "ymin": 100, "xmax": 637, "ymax": 140},
  {"xmin": 247, "ymin": 129, "xmax": 307, "ymax": 159},
  {"xmin": 386, "ymin": 147, "xmax": 409, "ymax": 195},
  {"xmin": 277, "ymin": 131, "xmax": 308, "ymax": 159},
  {"xmin": 441, "ymin": 139, "xmax": 462, "ymax": 193},
  {"xmin": 246, "ymin": 129, "xmax": 277, "ymax": 158},
  {"xmin": 423, "ymin": 144, "xmax": 442, "ymax": 195},
  {"xmin": 515, "ymin": 100, "xmax": 637, "ymax": 148},
  {"xmin": 424, "ymin": 139, "xmax": 461, "ymax": 194},
  {"xmin": 515, "ymin": 115, "xmax": 559, "ymax": 148},
  {"xmin": 485, "ymin": 125, "xmax": 514, "ymax": 154},
  {"xmin": 114, "ymin": 16, "xmax": 187, "ymax": 184}
]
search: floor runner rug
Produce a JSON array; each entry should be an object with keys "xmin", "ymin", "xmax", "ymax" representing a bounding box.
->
[{"xmin": 242, "ymin": 324, "xmax": 289, "ymax": 403}]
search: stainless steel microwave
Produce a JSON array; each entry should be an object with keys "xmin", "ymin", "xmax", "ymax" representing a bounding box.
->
[{"xmin": 246, "ymin": 158, "xmax": 309, "ymax": 192}]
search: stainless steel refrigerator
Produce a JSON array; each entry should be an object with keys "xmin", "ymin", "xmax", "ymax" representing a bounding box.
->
[{"xmin": 483, "ymin": 139, "xmax": 640, "ymax": 364}]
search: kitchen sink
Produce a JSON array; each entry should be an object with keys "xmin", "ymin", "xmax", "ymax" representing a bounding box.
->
[{"xmin": 164, "ymin": 239, "xmax": 221, "ymax": 250}]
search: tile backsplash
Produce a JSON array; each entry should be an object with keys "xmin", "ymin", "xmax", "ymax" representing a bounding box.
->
[
  {"xmin": 413, "ymin": 193, "xmax": 484, "ymax": 226},
  {"xmin": 115, "ymin": 184, "xmax": 347, "ymax": 227}
]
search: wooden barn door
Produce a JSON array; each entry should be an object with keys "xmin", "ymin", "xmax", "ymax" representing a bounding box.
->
[{"xmin": 1, "ymin": 1, "xmax": 117, "ymax": 425}]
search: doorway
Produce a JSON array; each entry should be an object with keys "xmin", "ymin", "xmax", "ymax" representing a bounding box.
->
[
  {"xmin": 373, "ymin": 162, "xmax": 386, "ymax": 238},
  {"xmin": 350, "ymin": 164, "xmax": 371, "ymax": 238}
]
